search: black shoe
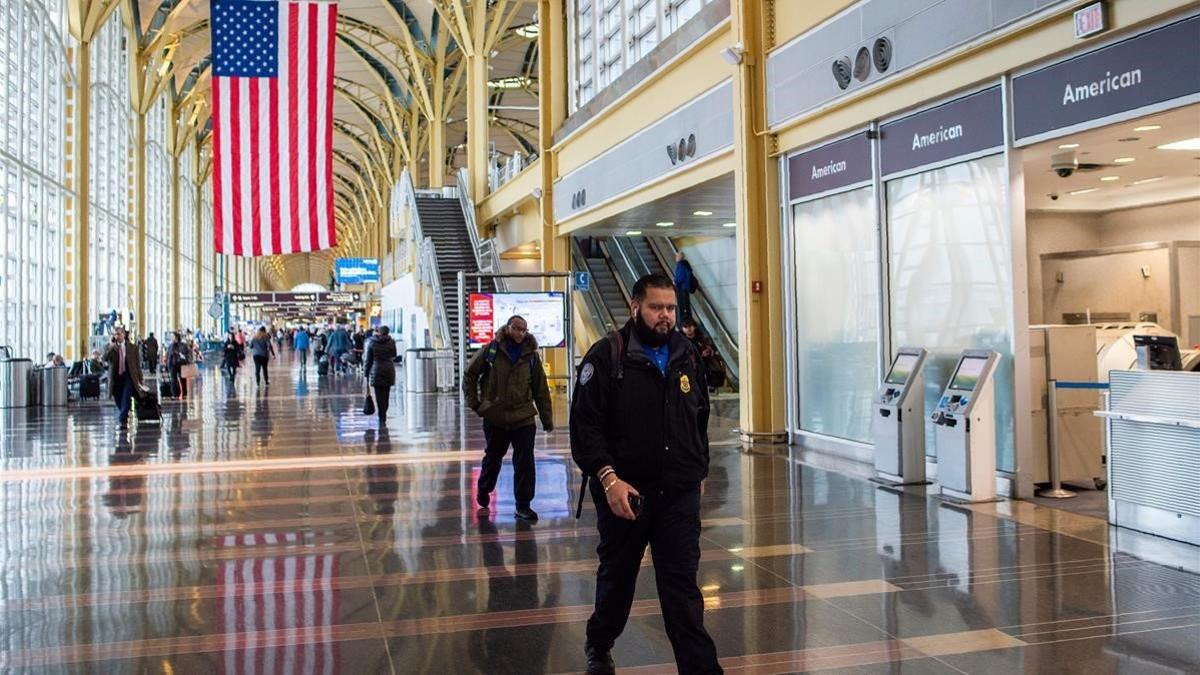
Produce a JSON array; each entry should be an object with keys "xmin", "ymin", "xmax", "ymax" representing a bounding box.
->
[
  {"xmin": 515, "ymin": 506, "xmax": 539, "ymax": 523},
  {"xmin": 585, "ymin": 643, "xmax": 615, "ymax": 675},
  {"xmin": 476, "ymin": 490, "xmax": 489, "ymax": 510}
]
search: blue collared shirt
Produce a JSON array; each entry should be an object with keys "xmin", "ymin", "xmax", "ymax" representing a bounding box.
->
[{"xmin": 645, "ymin": 343, "xmax": 669, "ymax": 376}]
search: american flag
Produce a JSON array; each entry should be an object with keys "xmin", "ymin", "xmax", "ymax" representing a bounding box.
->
[{"xmin": 211, "ymin": 0, "xmax": 338, "ymax": 256}]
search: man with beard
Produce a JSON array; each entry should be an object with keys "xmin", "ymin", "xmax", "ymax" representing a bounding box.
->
[{"xmin": 570, "ymin": 273, "xmax": 721, "ymax": 675}]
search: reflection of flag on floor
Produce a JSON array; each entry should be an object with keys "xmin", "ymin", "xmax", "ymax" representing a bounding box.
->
[{"xmin": 217, "ymin": 533, "xmax": 339, "ymax": 674}]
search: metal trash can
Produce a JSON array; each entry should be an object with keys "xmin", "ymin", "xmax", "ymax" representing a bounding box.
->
[
  {"xmin": 405, "ymin": 348, "xmax": 438, "ymax": 392},
  {"xmin": 0, "ymin": 348, "xmax": 32, "ymax": 408},
  {"xmin": 41, "ymin": 366, "xmax": 68, "ymax": 407}
]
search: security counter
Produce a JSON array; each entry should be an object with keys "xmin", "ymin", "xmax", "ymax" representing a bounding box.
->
[{"xmin": 1097, "ymin": 370, "xmax": 1200, "ymax": 546}]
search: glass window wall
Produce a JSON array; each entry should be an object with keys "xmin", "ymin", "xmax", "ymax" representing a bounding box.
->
[
  {"xmin": 89, "ymin": 14, "xmax": 134, "ymax": 328},
  {"xmin": 569, "ymin": 0, "xmax": 714, "ymax": 111},
  {"xmin": 0, "ymin": 0, "xmax": 68, "ymax": 360},
  {"xmin": 178, "ymin": 145, "xmax": 197, "ymax": 330},
  {"xmin": 145, "ymin": 95, "xmax": 172, "ymax": 338}
]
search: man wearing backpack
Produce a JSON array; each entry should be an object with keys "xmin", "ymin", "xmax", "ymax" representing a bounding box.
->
[
  {"xmin": 570, "ymin": 273, "xmax": 720, "ymax": 675},
  {"xmin": 463, "ymin": 315, "xmax": 554, "ymax": 522}
]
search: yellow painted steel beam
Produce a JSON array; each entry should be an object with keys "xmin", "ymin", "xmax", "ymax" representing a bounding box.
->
[
  {"xmin": 730, "ymin": 0, "xmax": 785, "ymax": 439},
  {"xmin": 193, "ymin": 140, "xmax": 203, "ymax": 329}
]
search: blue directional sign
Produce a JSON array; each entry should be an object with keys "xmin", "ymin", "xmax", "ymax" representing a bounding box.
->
[
  {"xmin": 573, "ymin": 271, "xmax": 591, "ymax": 292},
  {"xmin": 335, "ymin": 258, "xmax": 380, "ymax": 284}
]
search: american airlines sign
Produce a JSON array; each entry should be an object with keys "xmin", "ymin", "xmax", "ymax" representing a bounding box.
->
[{"xmin": 1013, "ymin": 15, "xmax": 1200, "ymax": 142}]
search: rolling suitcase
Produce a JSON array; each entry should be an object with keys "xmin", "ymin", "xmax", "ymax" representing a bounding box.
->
[
  {"xmin": 159, "ymin": 373, "xmax": 179, "ymax": 399},
  {"xmin": 80, "ymin": 374, "xmax": 102, "ymax": 400},
  {"xmin": 317, "ymin": 354, "xmax": 329, "ymax": 376},
  {"xmin": 135, "ymin": 388, "xmax": 162, "ymax": 424}
]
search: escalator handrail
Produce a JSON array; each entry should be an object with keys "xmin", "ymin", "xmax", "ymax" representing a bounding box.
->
[
  {"xmin": 570, "ymin": 240, "xmax": 619, "ymax": 333},
  {"xmin": 597, "ymin": 239, "xmax": 635, "ymax": 306},
  {"xmin": 642, "ymin": 237, "xmax": 740, "ymax": 386}
]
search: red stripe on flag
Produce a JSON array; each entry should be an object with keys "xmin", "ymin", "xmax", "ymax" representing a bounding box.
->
[
  {"xmin": 269, "ymin": 78, "xmax": 281, "ymax": 255},
  {"xmin": 325, "ymin": 3, "xmax": 337, "ymax": 248},
  {"xmin": 212, "ymin": 80, "xmax": 225, "ymax": 254},
  {"xmin": 249, "ymin": 81, "xmax": 263, "ymax": 257},
  {"xmin": 288, "ymin": 2, "xmax": 301, "ymax": 254},
  {"xmin": 229, "ymin": 77, "xmax": 243, "ymax": 256},
  {"xmin": 307, "ymin": 4, "xmax": 320, "ymax": 249}
]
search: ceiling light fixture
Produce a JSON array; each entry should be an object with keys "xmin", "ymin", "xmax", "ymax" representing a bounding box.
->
[
  {"xmin": 1068, "ymin": 188, "xmax": 1100, "ymax": 195},
  {"xmin": 693, "ymin": 210, "xmax": 713, "ymax": 216},
  {"xmin": 1134, "ymin": 124, "xmax": 1162, "ymax": 132},
  {"xmin": 655, "ymin": 221, "xmax": 674, "ymax": 227},
  {"xmin": 1157, "ymin": 137, "xmax": 1200, "ymax": 151},
  {"xmin": 722, "ymin": 222, "xmax": 737, "ymax": 228},
  {"xmin": 1099, "ymin": 176, "xmax": 1120, "ymax": 182},
  {"xmin": 1113, "ymin": 157, "xmax": 1136, "ymax": 164},
  {"xmin": 626, "ymin": 230, "xmax": 642, "ymax": 236},
  {"xmin": 1132, "ymin": 176, "xmax": 1165, "ymax": 185},
  {"xmin": 514, "ymin": 24, "xmax": 539, "ymax": 39},
  {"xmin": 1057, "ymin": 143, "xmax": 1080, "ymax": 149}
]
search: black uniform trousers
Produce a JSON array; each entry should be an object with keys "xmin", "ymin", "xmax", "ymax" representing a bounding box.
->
[
  {"xmin": 478, "ymin": 421, "xmax": 536, "ymax": 508},
  {"xmin": 586, "ymin": 482, "xmax": 722, "ymax": 675}
]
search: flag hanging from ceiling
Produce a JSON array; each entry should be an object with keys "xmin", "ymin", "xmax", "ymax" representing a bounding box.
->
[{"xmin": 212, "ymin": 0, "xmax": 338, "ymax": 256}]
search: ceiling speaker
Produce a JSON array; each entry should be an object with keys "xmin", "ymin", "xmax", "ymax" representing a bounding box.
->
[
  {"xmin": 873, "ymin": 37, "xmax": 893, "ymax": 73},
  {"xmin": 832, "ymin": 57, "xmax": 852, "ymax": 90}
]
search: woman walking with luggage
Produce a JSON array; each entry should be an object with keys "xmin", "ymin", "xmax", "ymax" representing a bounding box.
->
[
  {"xmin": 222, "ymin": 329, "xmax": 241, "ymax": 378},
  {"xmin": 363, "ymin": 326, "xmax": 397, "ymax": 425}
]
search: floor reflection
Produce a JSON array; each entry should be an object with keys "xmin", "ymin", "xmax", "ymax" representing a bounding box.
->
[{"xmin": 0, "ymin": 356, "xmax": 1196, "ymax": 673}]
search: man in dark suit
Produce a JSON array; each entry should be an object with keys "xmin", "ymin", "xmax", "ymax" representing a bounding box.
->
[{"xmin": 103, "ymin": 327, "xmax": 144, "ymax": 429}]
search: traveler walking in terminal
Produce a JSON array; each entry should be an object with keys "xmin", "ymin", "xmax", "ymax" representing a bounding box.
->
[
  {"xmin": 141, "ymin": 332, "xmax": 160, "ymax": 372},
  {"xmin": 222, "ymin": 329, "xmax": 241, "ymax": 378},
  {"xmin": 463, "ymin": 315, "xmax": 554, "ymax": 523},
  {"xmin": 363, "ymin": 325, "xmax": 397, "ymax": 425},
  {"xmin": 167, "ymin": 332, "xmax": 192, "ymax": 399},
  {"xmin": 327, "ymin": 325, "xmax": 352, "ymax": 374},
  {"xmin": 250, "ymin": 327, "xmax": 276, "ymax": 387},
  {"xmin": 673, "ymin": 252, "xmax": 698, "ymax": 326},
  {"xmin": 294, "ymin": 326, "xmax": 311, "ymax": 370},
  {"xmin": 570, "ymin": 273, "xmax": 720, "ymax": 675},
  {"xmin": 103, "ymin": 327, "xmax": 144, "ymax": 430}
]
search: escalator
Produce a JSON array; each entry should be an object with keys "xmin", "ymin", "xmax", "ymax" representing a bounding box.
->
[{"xmin": 573, "ymin": 235, "xmax": 739, "ymax": 390}]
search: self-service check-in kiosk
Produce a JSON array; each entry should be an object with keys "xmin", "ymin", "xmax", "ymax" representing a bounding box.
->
[
  {"xmin": 932, "ymin": 350, "xmax": 1000, "ymax": 503},
  {"xmin": 872, "ymin": 348, "xmax": 929, "ymax": 485}
]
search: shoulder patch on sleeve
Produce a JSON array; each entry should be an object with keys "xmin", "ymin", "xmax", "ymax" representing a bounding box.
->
[{"xmin": 580, "ymin": 362, "xmax": 595, "ymax": 386}]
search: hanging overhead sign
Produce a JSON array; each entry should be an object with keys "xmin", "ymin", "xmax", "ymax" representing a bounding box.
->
[
  {"xmin": 1012, "ymin": 15, "xmax": 1200, "ymax": 143},
  {"xmin": 787, "ymin": 133, "xmax": 872, "ymax": 201},
  {"xmin": 879, "ymin": 86, "xmax": 1004, "ymax": 177},
  {"xmin": 335, "ymin": 258, "xmax": 380, "ymax": 284},
  {"xmin": 227, "ymin": 292, "xmax": 362, "ymax": 306}
]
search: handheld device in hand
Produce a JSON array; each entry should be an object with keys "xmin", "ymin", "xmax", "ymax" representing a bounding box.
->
[{"xmin": 628, "ymin": 494, "xmax": 644, "ymax": 518}]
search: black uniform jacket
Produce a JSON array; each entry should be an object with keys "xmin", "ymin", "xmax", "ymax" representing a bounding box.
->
[{"xmin": 570, "ymin": 320, "xmax": 710, "ymax": 491}]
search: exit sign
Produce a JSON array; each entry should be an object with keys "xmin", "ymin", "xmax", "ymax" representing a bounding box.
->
[{"xmin": 1074, "ymin": 2, "xmax": 1106, "ymax": 39}]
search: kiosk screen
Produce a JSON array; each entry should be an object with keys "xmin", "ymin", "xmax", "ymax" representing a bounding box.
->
[
  {"xmin": 885, "ymin": 353, "xmax": 919, "ymax": 385},
  {"xmin": 950, "ymin": 356, "xmax": 988, "ymax": 391}
]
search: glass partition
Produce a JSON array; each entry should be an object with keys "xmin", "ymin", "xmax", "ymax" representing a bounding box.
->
[
  {"xmin": 886, "ymin": 154, "xmax": 1015, "ymax": 471},
  {"xmin": 791, "ymin": 186, "xmax": 879, "ymax": 443}
]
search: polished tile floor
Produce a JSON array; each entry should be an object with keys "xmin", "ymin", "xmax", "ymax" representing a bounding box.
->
[{"xmin": 1, "ymin": 353, "xmax": 1198, "ymax": 673}]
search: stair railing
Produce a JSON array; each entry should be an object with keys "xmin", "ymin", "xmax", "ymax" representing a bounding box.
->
[
  {"xmin": 417, "ymin": 237, "xmax": 452, "ymax": 350},
  {"xmin": 457, "ymin": 167, "xmax": 506, "ymax": 292}
]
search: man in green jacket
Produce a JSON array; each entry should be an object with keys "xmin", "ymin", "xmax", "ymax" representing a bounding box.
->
[{"xmin": 463, "ymin": 315, "xmax": 554, "ymax": 522}]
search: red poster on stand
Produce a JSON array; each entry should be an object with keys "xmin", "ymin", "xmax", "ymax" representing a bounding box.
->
[{"xmin": 468, "ymin": 293, "xmax": 495, "ymax": 345}]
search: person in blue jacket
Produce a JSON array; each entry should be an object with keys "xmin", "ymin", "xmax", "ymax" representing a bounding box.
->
[
  {"xmin": 294, "ymin": 327, "xmax": 311, "ymax": 370},
  {"xmin": 326, "ymin": 325, "xmax": 352, "ymax": 374},
  {"xmin": 673, "ymin": 252, "xmax": 696, "ymax": 327}
]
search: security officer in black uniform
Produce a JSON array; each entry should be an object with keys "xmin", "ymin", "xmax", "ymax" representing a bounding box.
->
[{"xmin": 570, "ymin": 273, "xmax": 722, "ymax": 675}]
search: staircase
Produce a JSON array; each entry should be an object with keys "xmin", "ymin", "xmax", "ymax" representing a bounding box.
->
[{"xmin": 415, "ymin": 194, "xmax": 493, "ymax": 370}]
